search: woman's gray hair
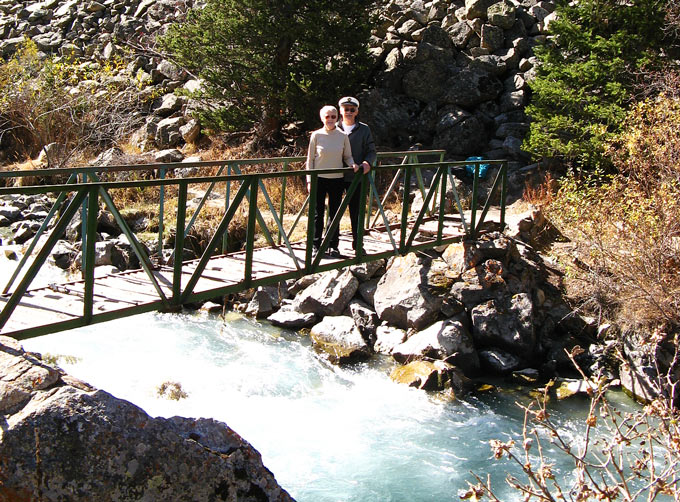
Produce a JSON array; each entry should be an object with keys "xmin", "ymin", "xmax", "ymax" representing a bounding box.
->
[{"xmin": 319, "ymin": 105, "xmax": 337, "ymax": 120}]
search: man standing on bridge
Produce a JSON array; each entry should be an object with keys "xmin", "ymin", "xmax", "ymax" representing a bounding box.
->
[{"xmin": 337, "ymin": 96, "xmax": 377, "ymax": 255}]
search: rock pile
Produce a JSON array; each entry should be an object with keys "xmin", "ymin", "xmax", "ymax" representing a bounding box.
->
[
  {"xmin": 242, "ymin": 229, "xmax": 599, "ymax": 397},
  {"xmin": 361, "ymin": 0, "xmax": 555, "ymax": 161},
  {"xmin": 0, "ymin": 335, "xmax": 293, "ymax": 501}
]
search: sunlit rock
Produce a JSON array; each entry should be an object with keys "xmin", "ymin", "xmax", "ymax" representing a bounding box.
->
[{"xmin": 309, "ymin": 315, "xmax": 370, "ymax": 364}]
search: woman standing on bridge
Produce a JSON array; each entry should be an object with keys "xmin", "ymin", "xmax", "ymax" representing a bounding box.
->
[{"xmin": 306, "ymin": 105, "xmax": 357, "ymax": 258}]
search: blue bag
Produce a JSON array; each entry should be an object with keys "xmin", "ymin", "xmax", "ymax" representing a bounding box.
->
[{"xmin": 465, "ymin": 156, "xmax": 490, "ymax": 179}]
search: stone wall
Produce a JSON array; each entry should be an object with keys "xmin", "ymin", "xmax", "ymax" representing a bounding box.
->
[{"xmin": 361, "ymin": 0, "xmax": 554, "ymax": 162}]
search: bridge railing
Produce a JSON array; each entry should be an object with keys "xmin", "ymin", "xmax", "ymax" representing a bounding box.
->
[{"xmin": 0, "ymin": 152, "xmax": 507, "ymax": 333}]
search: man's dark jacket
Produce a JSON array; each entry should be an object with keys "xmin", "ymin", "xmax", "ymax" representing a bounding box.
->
[{"xmin": 337, "ymin": 121, "xmax": 377, "ymax": 182}]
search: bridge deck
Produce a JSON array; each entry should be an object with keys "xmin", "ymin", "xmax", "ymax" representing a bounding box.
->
[{"xmin": 1, "ymin": 215, "xmax": 482, "ymax": 339}]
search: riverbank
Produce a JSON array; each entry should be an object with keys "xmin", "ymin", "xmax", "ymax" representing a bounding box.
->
[{"xmin": 16, "ymin": 310, "xmax": 639, "ymax": 501}]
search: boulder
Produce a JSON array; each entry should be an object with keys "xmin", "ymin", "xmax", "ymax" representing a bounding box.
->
[
  {"xmin": 471, "ymin": 293, "xmax": 535, "ymax": 356},
  {"xmin": 245, "ymin": 287, "xmax": 277, "ymax": 318},
  {"xmin": 403, "ymin": 61, "xmax": 449, "ymax": 102},
  {"xmin": 447, "ymin": 21, "xmax": 474, "ymax": 49},
  {"xmin": 374, "ymin": 325, "xmax": 408, "ymax": 355},
  {"xmin": 357, "ymin": 277, "xmax": 379, "ymax": 307},
  {"xmin": 294, "ymin": 269, "xmax": 359, "ymax": 317},
  {"xmin": 374, "ymin": 253, "xmax": 442, "ymax": 330},
  {"xmin": 155, "ymin": 116, "xmax": 185, "ymax": 148},
  {"xmin": 0, "ymin": 336, "xmax": 293, "ymax": 502},
  {"xmin": 154, "ymin": 148, "xmax": 184, "ymax": 163},
  {"xmin": 180, "ymin": 119, "xmax": 201, "ymax": 144},
  {"xmin": 309, "ymin": 316, "xmax": 371, "ymax": 364},
  {"xmin": 49, "ymin": 240, "xmax": 77, "ymax": 269},
  {"xmin": 478, "ymin": 348, "xmax": 522, "ymax": 374},
  {"xmin": 465, "ymin": 0, "xmax": 493, "ymax": 20},
  {"xmin": 554, "ymin": 378, "xmax": 599, "ymax": 400},
  {"xmin": 347, "ymin": 299, "xmax": 379, "ymax": 345},
  {"xmin": 480, "ymin": 24, "xmax": 504, "ymax": 52},
  {"xmin": 441, "ymin": 68, "xmax": 503, "ymax": 108},
  {"xmin": 393, "ymin": 319, "xmax": 479, "ymax": 375},
  {"xmin": 349, "ymin": 259, "xmax": 384, "ymax": 282},
  {"xmin": 434, "ymin": 114, "xmax": 487, "ymax": 157},
  {"xmin": 153, "ymin": 93, "xmax": 183, "ymax": 117},
  {"xmin": 390, "ymin": 360, "xmax": 469, "ymax": 394},
  {"xmin": 267, "ymin": 310, "xmax": 317, "ymax": 329},
  {"xmin": 487, "ymin": 1, "xmax": 516, "ymax": 29}
]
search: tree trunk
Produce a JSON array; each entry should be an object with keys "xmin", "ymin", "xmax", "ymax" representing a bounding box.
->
[{"xmin": 251, "ymin": 34, "xmax": 293, "ymax": 149}]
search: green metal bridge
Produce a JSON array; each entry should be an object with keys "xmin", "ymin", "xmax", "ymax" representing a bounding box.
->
[{"xmin": 0, "ymin": 150, "xmax": 508, "ymax": 340}]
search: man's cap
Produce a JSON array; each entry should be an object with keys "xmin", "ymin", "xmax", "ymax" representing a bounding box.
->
[{"xmin": 338, "ymin": 96, "xmax": 360, "ymax": 107}]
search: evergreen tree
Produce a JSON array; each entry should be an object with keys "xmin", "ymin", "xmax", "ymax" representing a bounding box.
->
[
  {"xmin": 161, "ymin": 0, "xmax": 375, "ymax": 147},
  {"xmin": 524, "ymin": 0, "xmax": 671, "ymax": 171}
]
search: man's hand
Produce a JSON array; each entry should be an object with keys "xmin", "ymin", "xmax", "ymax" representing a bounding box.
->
[
  {"xmin": 361, "ymin": 161, "xmax": 371, "ymax": 174},
  {"xmin": 352, "ymin": 163, "xmax": 360, "ymax": 173}
]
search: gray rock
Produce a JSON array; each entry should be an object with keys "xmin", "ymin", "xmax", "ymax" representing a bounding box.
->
[
  {"xmin": 447, "ymin": 21, "xmax": 474, "ymax": 49},
  {"xmin": 500, "ymin": 89, "xmax": 526, "ymax": 111},
  {"xmin": 441, "ymin": 68, "xmax": 503, "ymax": 107},
  {"xmin": 393, "ymin": 319, "xmax": 479, "ymax": 375},
  {"xmin": 397, "ymin": 18, "xmax": 423, "ymax": 39},
  {"xmin": 469, "ymin": 54, "xmax": 507, "ymax": 75},
  {"xmin": 11, "ymin": 220, "xmax": 40, "ymax": 244},
  {"xmin": 374, "ymin": 253, "xmax": 442, "ymax": 330},
  {"xmin": 374, "ymin": 325, "xmax": 408, "ymax": 355},
  {"xmin": 347, "ymin": 299, "xmax": 379, "ymax": 344},
  {"xmin": 309, "ymin": 315, "xmax": 371, "ymax": 364},
  {"xmin": 434, "ymin": 114, "xmax": 487, "ymax": 156},
  {"xmin": 295, "ymin": 269, "xmax": 358, "ymax": 317},
  {"xmin": 155, "ymin": 116, "xmax": 186, "ymax": 148},
  {"xmin": 0, "ymin": 205, "xmax": 21, "ymax": 221},
  {"xmin": 154, "ymin": 93, "xmax": 183, "ymax": 117},
  {"xmin": 402, "ymin": 61, "xmax": 449, "ymax": 102},
  {"xmin": 49, "ymin": 240, "xmax": 77, "ymax": 269},
  {"xmin": 480, "ymin": 24, "xmax": 504, "ymax": 52},
  {"xmin": 471, "ymin": 292, "xmax": 535, "ymax": 356},
  {"xmin": 349, "ymin": 259, "xmax": 383, "ymax": 282},
  {"xmin": 0, "ymin": 337, "xmax": 293, "ymax": 502},
  {"xmin": 267, "ymin": 310, "xmax": 317, "ymax": 329},
  {"xmin": 487, "ymin": 1, "xmax": 516, "ymax": 29},
  {"xmin": 180, "ymin": 119, "xmax": 201, "ymax": 144},
  {"xmin": 390, "ymin": 360, "xmax": 469, "ymax": 394},
  {"xmin": 465, "ymin": 0, "xmax": 493, "ymax": 20},
  {"xmin": 357, "ymin": 277, "xmax": 379, "ymax": 307},
  {"xmin": 154, "ymin": 148, "xmax": 184, "ymax": 163},
  {"xmin": 245, "ymin": 287, "xmax": 276, "ymax": 318},
  {"xmin": 479, "ymin": 348, "xmax": 522, "ymax": 374}
]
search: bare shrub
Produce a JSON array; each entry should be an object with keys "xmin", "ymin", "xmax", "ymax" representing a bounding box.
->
[
  {"xmin": 544, "ymin": 93, "xmax": 680, "ymax": 332},
  {"xmin": 465, "ymin": 349, "xmax": 680, "ymax": 500},
  {"xmin": 0, "ymin": 40, "xmax": 149, "ymax": 167}
]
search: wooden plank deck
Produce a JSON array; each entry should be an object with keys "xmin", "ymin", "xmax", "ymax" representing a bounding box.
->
[{"xmin": 0, "ymin": 213, "xmax": 500, "ymax": 339}]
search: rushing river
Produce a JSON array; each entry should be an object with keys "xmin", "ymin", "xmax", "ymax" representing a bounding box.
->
[{"xmin": 21, "ymin": 310, "xmax": 637, "ymax": 501}]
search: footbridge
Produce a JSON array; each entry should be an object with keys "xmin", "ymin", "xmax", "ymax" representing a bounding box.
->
[{"xmin": 0, "ymin": 151, "xmax": 508, "ymax": 339}]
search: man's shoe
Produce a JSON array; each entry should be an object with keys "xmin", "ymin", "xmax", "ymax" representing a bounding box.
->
[{"xmin": 328, "ymin": 247, "xmax": 342, "ymax": 258}]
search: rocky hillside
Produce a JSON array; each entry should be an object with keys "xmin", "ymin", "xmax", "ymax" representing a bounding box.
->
[{"xmin": 0, "ymin": 0, "xmax": 553, "ymax": 164}]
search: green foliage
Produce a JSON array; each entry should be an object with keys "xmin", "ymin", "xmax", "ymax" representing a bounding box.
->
[
  {"xmin": 160, "ymin": 0, "xmax": 375, "ymax": 142},
  {"xmin": 525, "ymin": 0, "xmax": 671, "ymax": 172}
]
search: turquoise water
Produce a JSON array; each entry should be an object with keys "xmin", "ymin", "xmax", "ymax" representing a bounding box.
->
[{"xmin": 22, "ymin": 311, "xmax": 636, "ymax": 501}]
